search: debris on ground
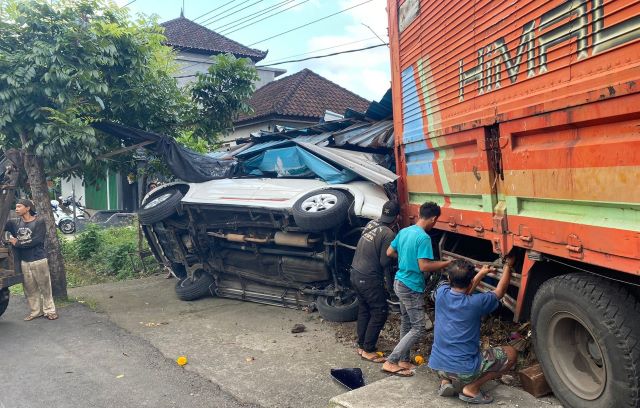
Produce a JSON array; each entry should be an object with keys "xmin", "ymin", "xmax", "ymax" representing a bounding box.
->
[{"xmin": 291, "ymin": 323, "xmax": 306, "ymax": 334}]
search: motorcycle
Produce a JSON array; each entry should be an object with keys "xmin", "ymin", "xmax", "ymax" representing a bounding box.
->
[
  {"xmin": 51, "ymin": 200, "xmax": 76, "ymax": 234},
  {"xmin": 59, "ymin": 195, "xmax": 89, "ymax": 219}
]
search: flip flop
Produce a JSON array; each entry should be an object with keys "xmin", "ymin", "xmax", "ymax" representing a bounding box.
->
[
  {"xmin": 382, "ymin": 367, "xmax": 414, "ymax": 377},
  {"xmin": 24, "ymin": 314, "xmax": 43, "ymax": 321},
  {"xmin": 437, "ymin": 382, "xmax": 457, "ymax": 397},
  {"xmin": 45, "ymin": 313, "xmax": 59, "ymax": 320},
  {"xmin": 361, "ymin": 353, "xmax": 386, "ymax": 363},
  {"xmin": 459, "ymin": 391, "xmax": 494, "ymax": 404}
]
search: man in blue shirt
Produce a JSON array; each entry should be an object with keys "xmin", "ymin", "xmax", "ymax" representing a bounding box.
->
[
  {"xmin": 428, "ymin": 257, "xmax": 517, "ymax": 404},
  {"xmin": 381, "ymin": 202, "xmax": 450, "ymax": 377}
]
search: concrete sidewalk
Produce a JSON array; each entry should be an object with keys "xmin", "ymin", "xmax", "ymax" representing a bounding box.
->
[
  {"xmin": 329, "ymin": 365, "xmax": 560, "ymax": 408},
  {"xmin": 70, "ymin": 275, "xmax": 561, "ymax": 408}
]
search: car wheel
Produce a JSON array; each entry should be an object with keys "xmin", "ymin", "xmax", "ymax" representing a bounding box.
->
[
  {"xmin": 292, "ymin": 189, "xmax": 349, "ymax": 232},
  {"xmin": 59, "ymin": 219, "xmax": 75, "ymax": 234},
  {"xmin": 175, "ymin": 270, "xmax": 215, "ymax": 301},
  {"xmin": 138, "ymin": 189, "xmax": 183, "ymax": 225},
  {"xmin": 0, "ymin": 288, "xmax": 9, "ymax": 318},
  {"xmin": 532, "ymin": 273, "xmax": 640, "ymax": 408},
  {"xmin": 316, "ymin": 292, "xmax": 359, "ymax": 322}
]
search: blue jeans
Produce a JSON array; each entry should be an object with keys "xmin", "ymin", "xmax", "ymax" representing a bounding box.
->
[{"xmin": 387, "ymin": 279, "xmax": 427, "ymax": 364}]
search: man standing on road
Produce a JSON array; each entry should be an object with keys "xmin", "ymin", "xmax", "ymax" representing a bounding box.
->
[
  {"xmin": 381, "ymin": 202, "xmax": 450, "ymax": 377},
  {"xmin": 428, "ymin": 257, "xmax": 517, "ymax": 404},
  {"xmin": 351, "ymin": 201, "xmax": 399, "ymax": 363},
  {"xmin": 4, "ymin": 199, "xmax": 58, "ymax": 321}
]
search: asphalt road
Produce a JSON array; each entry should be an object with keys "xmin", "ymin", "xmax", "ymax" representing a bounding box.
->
[{"xmin": 0, "ymin": 295, "xmax": 259, "ymax": 408}]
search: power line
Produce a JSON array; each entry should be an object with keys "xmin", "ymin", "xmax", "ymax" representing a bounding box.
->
[
  {"xmin": 200, "ymin": 0, "xmax": 266, "ymax": 26},
  {"xmin": 193, "ymin": 0, "xmax": 242, "ymax": 22},
  {"xmin": 247, "ymin": 0, "xmax": 373, "ymax": 47},
  {"xmin": 262, "ymin": 36, "xmax": 377, "ymax": 64},
  {"xmin": 213, "ymin": 0, "xmax": 296, "ymax": 32},
  {"xmin": 258, "ymin": 43, "xmax": 387, "ymax": 67},
  {"xmin": 173, "ymin": 43, "xmax": 387, "ymax": 79},
  {"xmin": 124, "ymin": 0, "xmax": 138, "ymax": 6},
  {"xmin": 220, "ymin": 0, "xmax": 309, "ymax": 35}
]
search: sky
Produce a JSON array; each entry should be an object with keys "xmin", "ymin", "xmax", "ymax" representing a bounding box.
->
[{"xmin": 114, "ymin": 0, "xmax": 391, "ymax": 101}]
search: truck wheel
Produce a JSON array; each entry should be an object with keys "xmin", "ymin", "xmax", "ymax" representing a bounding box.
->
[
  {"xmin": 175, "ymin": 270, "xmax": 215, "ymax": 301},
  {"xmin": 0, "ymin": 288, "xmax": 9, "ymax": 318},
  {"xmin": 292, "ymin": 190, "xmax": 349, "ymax": 232},
  {"xmin": 138, "ymin": 189, "xmax": 183, "ymax": 226},
  {"xmin": 531, "ymin": 273, "xmax": 640, "ymax": 408},
  {"xmin": 316, "ymin": 293, "xmax": 359, "ymax": 322}
]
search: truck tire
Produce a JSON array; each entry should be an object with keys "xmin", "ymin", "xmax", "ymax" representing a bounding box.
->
[
  {"xmin": 175, "ymin": 270, "xmax": 215, "ymax": 301},
  {"xmin": 0, "ymin": 288, "xmax": 9, "ymax": 318},
  {"xmin": 138, "ymin": 189, "xmax": 183, "ymax": 226},
  {"xmin": 316, "ymin": 294, "xmax": 359, "ymax": 322},
  {"xmin": 531, "ymin": 273, "xmax": 640, "ymax": 408},
  {"xmin": 292, "ymin": 189, "xmax": 349, "ymax": 232}
]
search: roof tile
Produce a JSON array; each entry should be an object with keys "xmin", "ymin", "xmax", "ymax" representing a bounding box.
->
[
  {"xmin": 160, "ymin": 17, "xmax": 267, "ymax": 62},
  {"xmin": 236, "ymin": 69, "xmax": 370, "ymax": 124}
]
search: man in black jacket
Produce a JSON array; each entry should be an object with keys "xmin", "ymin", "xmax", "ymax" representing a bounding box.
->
[
  {"xmin": 351, "ymin": 201, "xmax": 399, "ymax": 363},
  {"xmin": 5, "ymin": 199, "xmax": 58, "ymax": 321}
]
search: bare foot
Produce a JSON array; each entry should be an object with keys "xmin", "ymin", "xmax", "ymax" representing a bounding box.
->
[
  {"xmin": 361, "ymin": 351, "xmax": 386, "ymax": 363},
  {"xmin": 399, "ymin": 361, "xmax": 417, "ymax": 370},
  {"xmin": 382, "ymin": 361, "xmax": 414, "ymax": 377}
]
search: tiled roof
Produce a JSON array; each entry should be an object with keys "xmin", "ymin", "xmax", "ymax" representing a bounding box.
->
[
  {"xmin": 160, "ymin": 17, "xmax": 267, "ymax": 62},
  {"xmin": 236, "ymin": 69, "xmax": 370, "ymax": 124}
]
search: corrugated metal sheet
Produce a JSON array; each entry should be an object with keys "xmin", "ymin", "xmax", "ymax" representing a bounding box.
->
[
  {"xmin": 333, "ymin": 121, "xmax": 394, "ymax": 148},
  {"xmin": 294, "ymin": 141, "xmax": 398, "ymax": 186}
]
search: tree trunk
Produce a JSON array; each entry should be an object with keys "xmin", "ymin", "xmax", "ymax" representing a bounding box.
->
[{"xmin": 21, "ymin": 151, "xmax": 68, "ymax": 299}]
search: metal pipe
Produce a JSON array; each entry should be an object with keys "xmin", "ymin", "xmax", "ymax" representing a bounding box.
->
[{"xmin": 274, "ymin": 231, "xmax": 313, "ymax": 248}]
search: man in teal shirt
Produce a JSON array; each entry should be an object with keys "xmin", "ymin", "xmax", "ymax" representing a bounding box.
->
[{"xmin": 381, "ymin": 202, "xmax": 450, "ymax": 377}]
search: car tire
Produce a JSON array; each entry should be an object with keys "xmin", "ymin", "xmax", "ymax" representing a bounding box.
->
[
  {"xmin": 316, "ymin": 294, "xmax": 359, "ymax": 322},
  {"xmin": 0, "ymin": 288, "xmax": 9, "ymax": 318},
  {"xmin": 292, "ymin": 189, "xmax": 349, "ymax": 232},
  {"xmin": 59, "ymin": 219, "xmax": 75, "ymax": 234},
  {"xmin": 175, "ymin": 270, "xmax": 215, "ymax": 301},
  {"xmin": 138, "ymin": 189, "xmax": 183, "ymax": 225},
  {"xmin": 531, "ymin": 273, "xmax": 640, "ymax": 408}
]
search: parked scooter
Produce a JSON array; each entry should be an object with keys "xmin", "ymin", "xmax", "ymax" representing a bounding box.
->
[
  {"xmin": 51, "ymin": 200, "xmax": 76, "ymax": 234},
  {"xmin": 59, "ymin": 195, "xmax": 89, "ymax": 219}
]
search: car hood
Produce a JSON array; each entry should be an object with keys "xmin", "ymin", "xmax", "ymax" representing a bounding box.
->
[{"xmin": 181, "ymin": 178, "xmax": 388, "ymax": 218}]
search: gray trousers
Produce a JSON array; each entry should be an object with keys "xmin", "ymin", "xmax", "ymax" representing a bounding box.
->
[
  {"xmin": 22, "ymin": 258, "xmax": 56, "ymax": 317},
  {"xmin": 387, "ymin": 279, "xmax": 428, "ymax": 363}
]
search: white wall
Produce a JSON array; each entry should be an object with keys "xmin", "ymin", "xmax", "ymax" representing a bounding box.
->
[
  {"xmin": 60, "ymin": 176, "xmax": 85, "ymax": 205},
  {"xmin": 173, "ymin": 51, "xmax": 284, "ymax": 89}
]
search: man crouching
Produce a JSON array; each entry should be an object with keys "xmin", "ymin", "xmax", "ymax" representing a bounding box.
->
[{"xmin": 428, "ymin": 257, "xmax": 517, "ymax": 404}]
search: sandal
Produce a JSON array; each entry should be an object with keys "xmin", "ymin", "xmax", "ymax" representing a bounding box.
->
[
  {"xmin": 45, "ymin": 313, "xmax": 59, "ymax": 320},
  {"xmin": 24, "ymin": 314, "xmax": 43, "ymax": 321},
  {"xmin": 361, "ymin": 352, "xmax": 386, "ymax": 363},
  {"xmin": 399, "ymin": 361, "xmax": 417, "ymax": 370},
  {"xmin": 459, "ymin": 390, "xmax": 494, "ymax": 404},
  {"xmin": 438, "ymin": 382, "xmax": 457, "ymax": 397},
  {"xmin": 381, "ymin": 363, "xmax": 414, "ymax": 377}
]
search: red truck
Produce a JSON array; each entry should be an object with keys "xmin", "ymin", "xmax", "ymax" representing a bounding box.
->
[{"xmin": 387, "ymin": 0, "xmax": 640, "ymax": 406}]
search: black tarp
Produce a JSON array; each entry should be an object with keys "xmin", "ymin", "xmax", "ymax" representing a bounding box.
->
[{"xmin": 93, "ymin": 122, "xmax": 237, "ymax": 183}]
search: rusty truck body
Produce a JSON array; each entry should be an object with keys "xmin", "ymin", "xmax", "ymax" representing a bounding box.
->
[{"xmin": 387, "ymin": 0, "xmax": 640, "ymax": 406}]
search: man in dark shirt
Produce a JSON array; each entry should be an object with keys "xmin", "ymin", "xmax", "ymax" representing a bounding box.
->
[
  {"xmin": 351, "ymin": 200, "xmax": 399, "ymax": 363},
  {"xmin": 4, "ymin": 199, "xmax": 58, "ymax": 321}
]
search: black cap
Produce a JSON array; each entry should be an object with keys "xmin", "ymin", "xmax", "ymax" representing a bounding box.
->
[
  {"xmin": 379, "ymin": 201, "xmax": 400, "ymax": 223},
  {"xmin": 17, "ymin": 198, "xmax": 36, "ymax": 215}
]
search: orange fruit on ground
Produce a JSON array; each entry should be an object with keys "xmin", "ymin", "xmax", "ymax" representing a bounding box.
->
[
  {"xmin": 176, "ymin": 356, "xmax": 188, "ymax": 366},
  {"xmin": 414, "ymin": 355, "xmax": 425, "ymax": 365}
]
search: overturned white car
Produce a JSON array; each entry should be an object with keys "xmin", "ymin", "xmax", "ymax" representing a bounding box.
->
[{"xmin": 138, "ymin": 134, "xmax": 397, "ymax": 322}]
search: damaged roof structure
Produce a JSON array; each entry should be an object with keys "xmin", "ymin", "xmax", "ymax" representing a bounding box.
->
[{"xmin": 93, "ymin": 90, "xmax": 395, "ymax": 187}]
